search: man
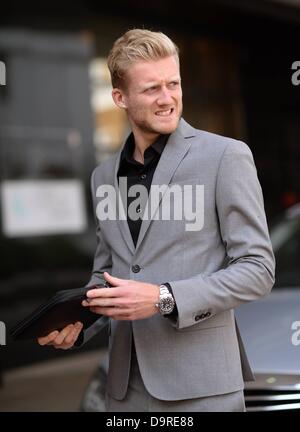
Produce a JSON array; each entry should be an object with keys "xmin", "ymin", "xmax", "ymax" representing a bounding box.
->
[{"xmin": 38, "ymin": 29, "xmax": 275, "ymax": 412}]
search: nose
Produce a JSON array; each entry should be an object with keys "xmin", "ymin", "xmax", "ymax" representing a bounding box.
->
[{"xmin": 157, "ymin": 86, "xmax": 173, "ymax": 105}]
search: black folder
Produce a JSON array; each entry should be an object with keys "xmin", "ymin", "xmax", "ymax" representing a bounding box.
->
[{"xmin": 10, "ymin": 277, "xmax": 110, "ymax": 341}]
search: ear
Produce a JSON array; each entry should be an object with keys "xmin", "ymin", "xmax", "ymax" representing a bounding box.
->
[{"xmin": 112, "ymin": 88, "xmax": 127, "ymax": 109}]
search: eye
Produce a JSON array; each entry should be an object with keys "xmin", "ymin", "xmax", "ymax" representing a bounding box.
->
[
  {"xmin": 168, "ymin": 81, "xmax": 179, "ymax": 88},
  {"xmin": 144, "ymin": 86, "xmax": 158, "ymax": 93}
]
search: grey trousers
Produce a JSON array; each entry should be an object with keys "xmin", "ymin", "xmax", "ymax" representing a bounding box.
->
[{"xmin": 105, "ymin": 350, "xmax": 246, "ymax": 412}]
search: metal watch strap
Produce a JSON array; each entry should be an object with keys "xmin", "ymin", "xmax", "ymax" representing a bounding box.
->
[
  {"xmin": 159, "ymin": 285, "xmax": 170, "ymax": 297},
  {"xmin": 155, "ymin": 284, "xmax": 175, "ymax": 314},
  {"xmin": 155, "ymin": 284, "xmax": 169, "ymax": 308}
]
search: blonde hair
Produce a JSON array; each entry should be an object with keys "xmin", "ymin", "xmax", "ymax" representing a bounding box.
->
[{"xmin": 107, "ymin": 29, "xmax": 179, "ymax": 88}]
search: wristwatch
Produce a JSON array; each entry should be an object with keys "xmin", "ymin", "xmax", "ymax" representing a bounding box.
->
[{"xmin": 155, "ymin": 284, "xmax": 175, "ymax": 315}]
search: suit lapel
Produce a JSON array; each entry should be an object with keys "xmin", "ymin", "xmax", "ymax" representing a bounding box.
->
[
  {"xmin": 135, "ymin": 118, "xmax": 196, "ymax": 252},
  {"xmin": 113, "ymin": 118, "xmax": 196, "ymax": 255},
  {"xmin": 113, "ymin": 150, "xmax": 136, "ymax": 255}
]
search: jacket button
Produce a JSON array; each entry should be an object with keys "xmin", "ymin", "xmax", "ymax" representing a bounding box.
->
[
  {"xmin": 132, "ymin": 265, "xmax": 141, "ymax": 273},
  {"xmin": 195, "ymin": 313, "xmax": 206, "ymax": 321}
]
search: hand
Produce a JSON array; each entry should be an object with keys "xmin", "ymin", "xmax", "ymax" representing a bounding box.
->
[
  {"xmin": 37, "ymin": 322, "xmax": 83, "ymax": 350},
  {"xmin": 82, "ymin": 272, "xmax": 160, "ymax": 321}
]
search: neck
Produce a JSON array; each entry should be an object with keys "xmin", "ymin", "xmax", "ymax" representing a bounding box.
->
[
  {"xmin": 133, "ymin": 147, "xmax": 145, "ymax": 164},
  {"xmin": 132, "ymin": 130, "xmax": 160, "ymax": 164}
]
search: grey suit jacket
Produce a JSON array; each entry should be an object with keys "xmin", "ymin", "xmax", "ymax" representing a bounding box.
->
[{"xmin": 82, "ymin": 118, "xmax": 275, "ymax": 401}]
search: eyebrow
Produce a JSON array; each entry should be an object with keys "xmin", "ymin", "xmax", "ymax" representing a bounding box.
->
[{"xmin": 140, "ymin": 77, "xmax": 181, "ymax": 91}]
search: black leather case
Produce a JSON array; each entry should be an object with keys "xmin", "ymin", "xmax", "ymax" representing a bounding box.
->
[{"xmin": 10, "ymin": 277, "xmax": 110, "ymax": 340}]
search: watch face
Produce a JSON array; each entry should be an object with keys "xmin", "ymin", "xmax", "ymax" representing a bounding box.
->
[{"xmin": 161, "ymin": 296, "xmax": 174, "ymax": 313}]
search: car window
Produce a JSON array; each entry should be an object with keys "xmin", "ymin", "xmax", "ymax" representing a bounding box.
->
[{"xmin": 271, "ymin": 217, "xmax": 300, "ymax": 287}]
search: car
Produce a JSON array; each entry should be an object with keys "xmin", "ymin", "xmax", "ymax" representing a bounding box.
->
[
  {"xmin": 81, "ymin": 203, "xmax": 300, "ymax": 412},
  {"xmin": 237, "ymin": 202, "xmax": 300, "ymax": 411}
]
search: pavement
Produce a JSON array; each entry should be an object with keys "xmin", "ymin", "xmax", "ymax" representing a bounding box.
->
[{"xmin": 0, "ymin": 349, "xmax": 106, "ymax": 412}]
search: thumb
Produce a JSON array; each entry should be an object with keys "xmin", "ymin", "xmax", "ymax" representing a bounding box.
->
[{"xmin": 104, "ymin": 271, "xmax": 126, "ymax": 286}]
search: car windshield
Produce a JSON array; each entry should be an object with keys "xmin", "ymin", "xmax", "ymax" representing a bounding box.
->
[{"xmin": 270, "ymin": 206, "xmax": 300, "ymax": 288}]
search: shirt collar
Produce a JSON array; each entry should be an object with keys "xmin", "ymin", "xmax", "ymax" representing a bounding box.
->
[{"xmin": 120, "ymin": 133, "xmax": 169, "ymax": 166}]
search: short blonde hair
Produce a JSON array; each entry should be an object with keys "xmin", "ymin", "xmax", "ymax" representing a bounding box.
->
[{"xmin": 107, "ymin": 29, "xmax": 179, "ymax": 88}]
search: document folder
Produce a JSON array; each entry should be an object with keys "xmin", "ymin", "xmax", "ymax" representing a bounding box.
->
[{"xmin": 10, "ymin": 277, "xmax": 110, "ymax": 341}]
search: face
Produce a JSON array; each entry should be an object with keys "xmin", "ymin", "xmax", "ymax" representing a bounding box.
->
[{"xmin": 112, "ymin": 56, "xmax": 183, "ymax": 143}]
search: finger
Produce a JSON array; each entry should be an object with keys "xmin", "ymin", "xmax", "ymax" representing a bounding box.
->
[
  {"xmin": 104, "ymin": 272, "xmax": 127, "ymax": 286},
  {"xmin": 54, "ymin": 342, "xmax": 73, "ymax": 350},
  {"xmin": 89, "ymin": 306, "xmax": 106, "ymax": 315},
  {"xmin": 38, "ymin": 330, "xmax": 59, "ymax": 346},
  {"xmin": 53, "ymin": 324, "xmax": 75, "ymax": 345},
  {"xmin": 90, "ymin": 306, "xmax": 128, "ymax": 317},
  {"xmin": 74, "ymin": 322, "xmax": 84, "ymax": 341},
  {"xmin": 86, "ymin": 287, "xmax": 120, "ymax": 299},
  {"xmin": 83, "ymin": 298, "xmax": 124, "ymax": 307},
  {"xmin": 64, "ymin": 322, "xmax": 83, "ymax": 345}
]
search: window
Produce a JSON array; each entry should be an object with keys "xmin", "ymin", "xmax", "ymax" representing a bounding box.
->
[{"xmin": 271, "ymin": 213, "xmax": 300, "ymax": 287}]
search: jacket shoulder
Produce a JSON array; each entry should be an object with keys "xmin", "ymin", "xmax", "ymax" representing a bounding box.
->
[
  {"xmin": 91, "ymin": 153, "xmax": 119, "ymax": 185},
  {"xmin": 192, "ymin": 128, "xmax": 252, "ymax": 159}
]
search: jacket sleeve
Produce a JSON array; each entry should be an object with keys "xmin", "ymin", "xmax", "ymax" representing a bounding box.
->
[{"xmin": 168, "ymin": 140, "xmax": 275, "ymax": 330}]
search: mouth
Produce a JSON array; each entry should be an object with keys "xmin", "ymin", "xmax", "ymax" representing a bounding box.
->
[{"xmin": 155, "ymin": 108, "xmax": 174, "ymax": 117}]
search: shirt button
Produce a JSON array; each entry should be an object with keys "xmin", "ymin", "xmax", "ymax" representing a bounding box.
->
[
  {"xmin": 132, "ymin": 265, "xmax": 141, "ymax": 273},
  {"xmin": 140, "ymin": 174, "xmax": 147, "ymax": 180}
]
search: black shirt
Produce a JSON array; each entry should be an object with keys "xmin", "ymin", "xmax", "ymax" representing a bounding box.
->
[
  {"xmin": 117, "ymin": 133, "xmax": 178, "ymax": 319},
  {"xmin": 117, "ymin": 132, "xmax": 168, "ymax": 246}
]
